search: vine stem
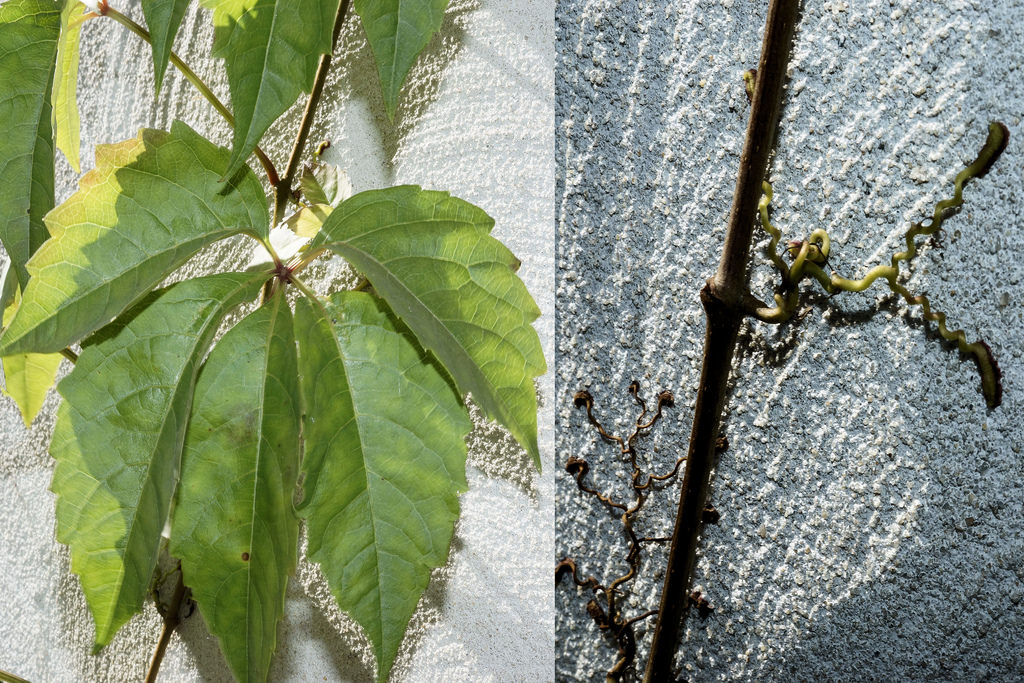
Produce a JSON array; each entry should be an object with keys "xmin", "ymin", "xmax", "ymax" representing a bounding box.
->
[
  {"xmin": 272, "ymin": 0, "xmax": 352, "ymax": 227},
  {"xmin": 144, "ymin": 563, "xmax": 188, "ymax": 683},
  {"xmin": 101, "ymin": 5, "xmax": 279, "ymax": 186},
  {"xmin": 641, "ymin": 2, "xmax": 799, "ymax": 681},
  {"xmin": 0, "ymin": 668, "xmax": 31, "ymax": 683}
]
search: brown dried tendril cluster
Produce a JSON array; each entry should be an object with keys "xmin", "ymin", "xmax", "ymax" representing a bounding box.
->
[{"xmin": 558, "ymin": 382, "xmax": 715, "ymax": 682}]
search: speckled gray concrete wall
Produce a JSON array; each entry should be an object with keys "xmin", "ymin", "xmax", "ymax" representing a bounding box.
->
[
  {"xmin": 556, "ymin": 1, "xmax": 1023, "ymax": 681},
  {"xmin": 0, "ymin": 1, "xmax": 553, "ymax": 681}
]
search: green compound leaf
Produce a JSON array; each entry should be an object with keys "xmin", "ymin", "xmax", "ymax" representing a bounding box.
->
[
  {"xmin": 200, "ymin": 0, "xmax": 338, "ymax": 178},
  {"xmin": 0, "ymin": 0, "xmax": 61, "ymax": 292},
  {"xmin": 309, "ymin": 185, "xmax": 545, "ymax": 467},
  {"xmin": 1, "ymin": 290, "xmax": 62, "ymax": 427},
  {"xmin": 50, "ymin": 271, "xmax": 266, "ymax": 649},
  {"xmin": 295, "ymin": 292, "xmax": 470, "ymax": 683},
  {"xmin": 53, "ymin": 0, "xmax": 91, "ymax": 173},
  {"xmin": 172, "ymin": 289, "xmax": 300, "ymax": 683},
  {"xmin": 354, "ymin": 0, "xmax": 449, "ymax": 119},
  {"xmin": 140, "ymin": 0, "xmax": 191, "ymax": 95},
  {"xmin": 0, "ymin": 121, "xmax": 269, "ymax": 357}
]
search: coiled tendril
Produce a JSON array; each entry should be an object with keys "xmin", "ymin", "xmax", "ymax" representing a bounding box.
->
[{"xmin": 751, "ymin": 121, "xmax": 1008, "ymax": 408}]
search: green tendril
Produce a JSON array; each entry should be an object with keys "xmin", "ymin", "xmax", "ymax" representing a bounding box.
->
[{"xmin": 752, "ymin": 122, "xmax": 1008, "ymax": 408}]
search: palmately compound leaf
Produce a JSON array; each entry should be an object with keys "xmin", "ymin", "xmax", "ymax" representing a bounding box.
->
[
  {"xmin": 1, "ymin": 289, "xmax": 62, "ymax": 427},
  {"xmin": 0, "ymin": 120, "xmax": 269, "ymax": 357},
  {"xmin": 50, "ymin": 271, "xmax": 267, "ymax": 649},
  {"xmin": 309, "ymin": 185, "xmax": 545, "ymax": 467},
  {"xmin": 354, "ymin": 0, "xmax": 449, "ymax": 119},
  {"xmin": 53, "ymin": 0, "xmax": 91, "ymax": 173},
  {"xmin": 172, "ymin": 289, "xmax": 300, "ymax": 683},
  {"xmin": 295, "ymin": 292, "xmax": 470, "ymax": 683},
  {"xmin": 140, "ymin": 0, "xmax": 191, "ymax": 95},
  {"xmin": 200, "ymin": 0, "xmax": 338, "ymax": 178},
  {"xmin": 0, "ymin": 0, "xmax": 60, "ymax": 292}
]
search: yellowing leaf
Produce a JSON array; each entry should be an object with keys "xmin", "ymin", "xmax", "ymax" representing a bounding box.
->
[
  {"xmin": 0, "ymin": 121, "xmax": 269, "ymax": 357},
  {"xmin": 1, "ymin": 291, "xmax": 61, "ymax": 427},
  {"xmin": 284, "ymin": 203, "xmax": 332, "ymax": 238},
  {"xmin": 53, "ymin": 0, "xmax": 91, "ymax": 173}
]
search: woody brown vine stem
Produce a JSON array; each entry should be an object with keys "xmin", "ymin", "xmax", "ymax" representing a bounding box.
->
[
  {"xmin": 144, "ymin": 563, "xmax": 189, "ymax": 683},
  {"xmin": 642, "ymin": 2, "xmax": 799, "ymax": 681},
  {"xmin": 272, "ymin": 0, "xmax": 352, "ymax": 227}
]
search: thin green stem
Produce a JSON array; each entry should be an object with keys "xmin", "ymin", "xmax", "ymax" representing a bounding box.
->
[
  {"xmin": 291, "ymin": 274, "xmax": 338, "ymax": 329},
  {"xmin": 288, "ymin": 245, "xmax": 328, "ymax": 277},
  {"xmin": 60, "ymin": 347, "xmax": 78, "ymax": 364},
  {"xmin": 290, "ymin": 274, "xmax": 323, "ymax": 308},
  {"xmin": 101, "ymin": 5, "xmax": 280, "ymax": 186},
  {"xmin": 272, "ymin": 0, "xmax": 352, "ymax": 226},
  {"xmin": 0, "ymin": 668, "xmax": 31, "ymax": 683},
  {"xmin": 258, "ymin": 235, "xmax": 284, "ymax": 268}
]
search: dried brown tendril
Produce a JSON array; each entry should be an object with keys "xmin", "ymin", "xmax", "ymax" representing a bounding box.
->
[{"xmin": 558, "ymin": 382, "xmax": 689, "ymax": 682}]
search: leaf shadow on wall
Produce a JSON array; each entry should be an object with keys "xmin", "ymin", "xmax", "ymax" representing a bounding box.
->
[{"xmin": 314, "ymin": 1, "xmax": 476, "ymax": 184}]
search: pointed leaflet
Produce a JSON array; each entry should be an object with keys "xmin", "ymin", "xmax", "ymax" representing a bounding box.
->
[
  {"xmin": 53, "ymin": 0, "xmax": 91, "ymax": 173},
  {"xmin": 283, "ymin": 203, "xmax": 331, "ymax": 239},
  {"xmin": 299, "ymin": 162, "xmax": 351, "ymax": 207},
  {"xmin": 49, "ymin": 272, "xmax": 267, "ymax": 649},
  {"xmin": 140, "ymin": 0, "xmax": 191, "ymax": 95},
  {"xmin": 0, "ymin": 121, "xmax": 269, "ymax": 356},
  {"xmin": 308, "ymin": 185, "xmax": 545, "ymax": 467},
  {"xmin": 172, "ymin": 290, "xmax": 300, "ymax": 683},
  {"xmin": 295, "ymin": 292, "xmax": 470, "ymax": 682},
  {"xmin": 200, "ymin": 0, "xmax": 338, "ymax": 178},
  {"xmin": 0, "ymin": 0, "xmax": 60, "ymax": 292},
  {"xmin": 354, "ymin": 0, "xmax": 449, "ymax": 118},
  {"xmin": 1, "ymin": 290, "xmax": 62, "ymax": 427}
]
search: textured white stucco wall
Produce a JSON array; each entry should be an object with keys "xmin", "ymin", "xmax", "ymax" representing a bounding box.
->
[
  {"xmin": 0, "ymin": 1, "xmax": 554, "ymax": 681},
  {"xmin": 556, "ymin": 1, "xmax": 1023, "ymax": 681}
]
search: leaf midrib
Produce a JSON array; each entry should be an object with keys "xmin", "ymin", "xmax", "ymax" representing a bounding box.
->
[
  {"xmin": 247, "ymin": 0, "xmax": 281, "ymax": 156},
  {"xmin": 324, "ymin": 302, "xmax": 387, "ymax": 650},
  {"xmin": 244, "ymin": 292, "xmax": 285, "ymax": 679}
]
